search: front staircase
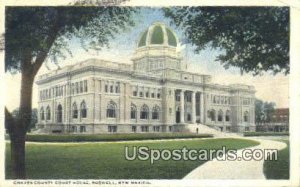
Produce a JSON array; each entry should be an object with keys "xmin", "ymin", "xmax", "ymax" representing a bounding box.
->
[{"xmin": 184, "ymin": 123, "xmax": 242, "ymax": 138}]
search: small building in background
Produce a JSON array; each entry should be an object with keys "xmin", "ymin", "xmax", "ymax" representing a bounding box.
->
[{"xmin": 256, "ymin": 108, "xmax": 289, "ymax": 132}]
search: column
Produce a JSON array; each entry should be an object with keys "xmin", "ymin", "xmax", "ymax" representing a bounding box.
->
[
  {"xmin": 191, "ymin": 91, "xmax": 196, "ymax": 124},
  {"xmin": 180, "ymin": 90, "xmax": 185, "ymax": 123},
  {"xmin": 200, "ymin": 92, "xmax": 204, "ymax": 123}
]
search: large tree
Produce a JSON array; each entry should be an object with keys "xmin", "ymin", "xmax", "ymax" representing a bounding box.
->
[
  {"xmin": 163, "ymin": 7, "xmax": 289, "ymax": 75},
  {"xmin": 255, "ymin": 99, "xmax": 276, "ymax": 124},
  {"xmin": 5, "ymin": 6, "xmax": 136, "ymax": 179}
]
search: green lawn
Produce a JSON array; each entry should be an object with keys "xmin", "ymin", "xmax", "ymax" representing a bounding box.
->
[
  {"xmin": 6, "ymin": 138, "xmax": 258, "ymax": 179},
  {"xmin": 263, "ymin": 140, "xmax": 289, "ymax": 179}
]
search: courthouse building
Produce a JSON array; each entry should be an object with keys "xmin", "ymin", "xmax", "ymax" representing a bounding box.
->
[{"xmin": 36, "ymin": 22, "xmax": 256, "ymax": 134}]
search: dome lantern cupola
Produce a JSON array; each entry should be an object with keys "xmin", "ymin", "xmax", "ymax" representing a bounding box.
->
[{"xmin": 132, "ymin": 22, "xmax": 183, "ymax": 73}]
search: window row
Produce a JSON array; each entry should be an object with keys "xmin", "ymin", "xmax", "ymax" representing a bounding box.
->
[
  {"xmin": 175, "ymin": 92, "xmax": 195, "ymax": 102},
  {"xmin": 40, "ymin": 106, "xmax": 51, "ymax": 121},
  {"xmin": 130, "ymin": 104, "xmax": 160, "ymax": 120},
  {"xmin": 211, "ymin": 95, "xmax": 232, "ymax": 105},
  {"xmin": 104, "ymin": 81, "xmax": 120, "ymax": 94},
  {"xmin": 207, "ymin": 109, "xmax": 231, "ymax": 122},
  {"xmin": 40, "ymin": 104, "xmax": 63, "ymax": 123},
  {"xmin": 207, "ymin": 109, "xmax": 250, "ymax": 123},
  {"xmin": 108, "ymin": 125, "xmax": 170, "ymax": 133},
  {"xmin": 106, "ymin": 101, "xmax": 161, "ymax": 120},
  {"xmin": 40, "ymin": 101, "xmax": 87, "ymax": 123},
  {"xmin": 242, "ymin": 98, "xmax": 251, "ymax": 105},
  {"xmin": 72, "ymin": 101, "xmax": 87, "ymax": 119},
  {"xmin": 70, "ymin": 125, "xmax": 86, "ymax": 133},
  {"xmin": 71, "ymin": 80, "xmax": 88, "ymax": 95},
  {"xmin": 132, "ymin": 86, "xmax": 161, "ymax": 99},
  {"xmin": 39, "ymin": 85, "xmax": 65, "ymax": 101}
]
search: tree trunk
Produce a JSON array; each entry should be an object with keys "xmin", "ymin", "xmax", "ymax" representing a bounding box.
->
[
  {"xmin": 9, "ymin": 70, "xmax": 34, "ymax": 179},
  {"xmin": 10, "ymin": 127, "xmax": 26, "ymax": 179}
]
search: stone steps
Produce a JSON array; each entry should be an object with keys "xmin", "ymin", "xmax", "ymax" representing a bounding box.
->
[{"xmin": 185, "ymin": 123, "xmax": 242, "ymax": 138}]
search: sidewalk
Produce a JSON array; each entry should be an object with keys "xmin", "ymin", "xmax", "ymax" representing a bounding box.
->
[{"xmin": 183, "ymin": 138, "xmax": 287, "ymax": 179}]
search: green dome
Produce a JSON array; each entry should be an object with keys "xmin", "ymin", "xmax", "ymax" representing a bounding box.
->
[
  {"xmin": 138, "ymin": 30, "xmax": 148, "ymax": 47},
  {"xmin": 151, "ymin": 25, "xmax": 164, "ymax": 44},
  {"xmin": 137, "ymin": 22, "xmax": 178, "ymax": 48}
]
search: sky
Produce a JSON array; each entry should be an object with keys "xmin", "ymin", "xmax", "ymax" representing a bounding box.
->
[{"xmin": 5, "ymin": 8, "xmax": 289, "ymax": 111}]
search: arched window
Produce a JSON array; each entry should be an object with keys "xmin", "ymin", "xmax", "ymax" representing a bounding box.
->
[
  {"xmin": 131, "ymin": 104, "xmax": 137, "ymax": 119},
  {"xmin": 57, "ymin": 104, "xmax": 62, "ymax": 123},
  {"xmin": 152, "ymin": 105, "xmax": 160, "ymax": 120},
  {"xmin": 40, "ymin": 107, "xmax": 45, "ymax": 121},
  {"xmin": 211, "ymin": 109, "xmax": 216, "ymax": 121},
  {"xmin": 107, "ymin": 101, "xmax": 116, "ymax": 118},
  {"xmin": 46, "ymin": 106, "xmax": 51, "ymax": 120},
  {"xmin": 244, "ymin": 111, "xmax": 249, "ymax": 122},
  {"xmin": 72, "ymin": 102, "xmax": 78, "ymax": 119},
  {"xmin": 225, "ymin": 110, "xmax": 231, "ymax": 122},
  {"xmin": 218, "ymin": 110, "xmax": 223, "ymax": 122},
  {"xmin": 80, "ymin": 101, "xmax": 87, "ymax": 118},
  {"xmin": 140, "ymin": 104, "xmax": 149, "ymax": 119}
]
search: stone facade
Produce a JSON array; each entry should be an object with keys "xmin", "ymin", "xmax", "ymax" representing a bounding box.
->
[{"xmin": 36, "ymin": 22, "xmax": 256, "ymax": 134}]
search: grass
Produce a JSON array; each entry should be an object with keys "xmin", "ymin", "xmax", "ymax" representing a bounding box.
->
[
  {"xmin": 5, "ymin": 138, "xmax": 259, "ymax": 179},
  {"xmin": 20, "ymin": 133, "xmax": 213, "ymax": 142},
  {"xmin": 243, "ymin": 132, "xmax": 289, "ymax": 137},
  {"xmin": 263, "ymin": 140, "xmax": 289, "ymax": 179}
]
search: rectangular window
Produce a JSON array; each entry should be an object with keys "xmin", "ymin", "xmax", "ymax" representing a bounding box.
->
[
  {"xmin": 105, "ymin": 84, "xmax": 108, "ymax": 93},
  {"xmin": 110, "ymin": 85, "xmax": 114, "ymax": 93},
  {"xmin": 145, "ymin": 92, "xmax": 149, "ymax": 98},
  {"xmin": 153, "ymin": 126, "xmax": 160, "ymax": 132},
  {"xmin": 108, "ymin": 126, "xmax": 117, "ymax": 133},
  {"xmin": 157, "ymin": 89, "xmax": 161, "ymax": 99},
  {"xmin": 80, "ymin": 126, "xmax": 86, "ymax": 133},
  {"xmin": 132, "ymin": 126, "xmax": 137, "ymax": 133},
  {"xmin": 115, "ymin": 85, "xmax": 119, "ymax": 93},
  {"xmin": 79, "ymin": 81, "xmax": 83, "ymax": 93},
  {"xmin": 151, "ymin": 93, "xmax": 155, "ymax": 98},
  {"xmin": 131, "ymin": 110, "xmax": 136, "ymax": 119},
  {"xmin": 71, "ymin": 83, "xmax": 75, "ymax": 95},
  {"xmin": 169, "ymin": 126, "xmax": 173, "ymax": 132},
  {"xmin": 71, "ymin": 126, "xmax": 77, "ymax": 133},
  {"xmin": 175, "ymin": 94, "xmax": 180, "ymax": 101},
  {"xmin": 139, "ymin": 91, "xmax": 144, "ymax": 97},
  {"xmin": 133, "ymin": 91, "xmax": 137, "ymax": 96},
  {"xmin": 141, "ymin": 126, "xmax": 149, "ymax": 132},
  {"xmin": 186, "ymin": 94, "xmax": 191, "ymax": 102},
  {"xmin": 84, "ymin": 80, "xmax": 88, "ymax": 92},
  {"xmin": 76, "ymin": 82, "xmax": 79, "ymax": 94}
]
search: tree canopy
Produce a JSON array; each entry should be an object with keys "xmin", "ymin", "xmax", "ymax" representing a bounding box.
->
[
  {"xmin": 255, "ymin": 99, "xmax": 276, "ymax": 123},
  {"xmin": 163, "ymin": 7, "xmax": 289, "ymax": 75},
  {"xmin": 5, "ymin": 7, "xmax": 137, "ymax": 73}
]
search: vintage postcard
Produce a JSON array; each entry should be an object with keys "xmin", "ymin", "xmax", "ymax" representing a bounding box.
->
[{"xmin": 1, "ymin": 0, "xmax": 300, "ymax": 187}]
